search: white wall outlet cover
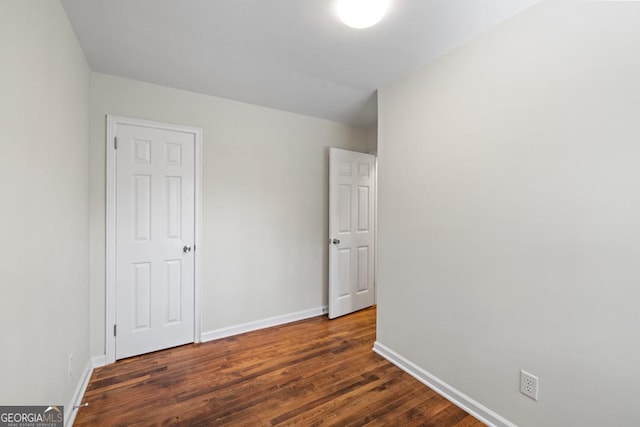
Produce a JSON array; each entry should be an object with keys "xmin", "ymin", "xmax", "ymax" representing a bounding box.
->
[{"xmin": 520, "ymin": 370, "xmax": 539, "ymax": 401}]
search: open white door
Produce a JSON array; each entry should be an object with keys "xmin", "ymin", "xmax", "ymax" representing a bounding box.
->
[
  {"xmin": 112, "ymin": 119, "xmax": 197, "ymax": 360},
  {"xmin": 329, "ymin": 148, "xmax": 376, "ymax": 319}
]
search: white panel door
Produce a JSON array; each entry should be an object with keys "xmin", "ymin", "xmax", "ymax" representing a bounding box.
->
[
  {"xmin": 329, "ymin": 148, "xmax": 376, "ymax": 319},
  {"xmin": 115, "ymin": 123, "xmax": 195, "ymax": 359}
]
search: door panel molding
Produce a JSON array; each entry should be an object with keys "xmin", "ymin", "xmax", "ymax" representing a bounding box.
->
[{"xmin": 106, "ymin": 115, "xmax": 202, "ymax": 364}]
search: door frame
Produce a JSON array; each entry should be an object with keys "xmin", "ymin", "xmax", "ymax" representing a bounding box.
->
[{"xmin": 105, "ymin": 115, "xmax": 203, "ymax": 364}]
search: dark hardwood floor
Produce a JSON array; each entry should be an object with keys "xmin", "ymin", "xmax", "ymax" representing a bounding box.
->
[{"xmin": 75, "ymin": 307, "xmax": 485, "ymax": 426}]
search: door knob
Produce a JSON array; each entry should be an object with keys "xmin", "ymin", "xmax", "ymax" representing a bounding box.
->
[
  {"xmin": 183, "ymin": 245, "xmax": 192, "ymax": 253},
  {"xmin": 332, "ymin": 239, "xmax": 340, "ymax": 245}
]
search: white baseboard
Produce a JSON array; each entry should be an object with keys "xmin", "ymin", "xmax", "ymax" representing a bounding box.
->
[
  {"xmin": 201, "ymin": 306, "xmax": 328, "ymax": 342},
  {"xmin": 372, "ymin": 341, "xmax": 516, "ymax": 427},
  {"xmin": 91, "ymin": 355, "xmax": 107, "ymax": 368},
  {"xmin": 65, "ymin": 359, "xmax": 93, "ymax": 427}
]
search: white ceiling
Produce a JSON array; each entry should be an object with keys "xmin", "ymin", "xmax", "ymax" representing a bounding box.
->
[{"xmin": 61, "ymin": 0, "xmax": 538, "ymax": 127}]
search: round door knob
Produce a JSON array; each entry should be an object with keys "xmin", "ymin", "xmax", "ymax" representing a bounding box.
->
[
  {"xmin": 183, "ymin": 245, "xmax": 192, "ymax": 253},
  {"xmin": 332, "ymin": 239, "xmax": 340, "ymax": 245}
]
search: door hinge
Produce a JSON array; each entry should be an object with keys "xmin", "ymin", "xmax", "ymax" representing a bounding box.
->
[
  {"xmin": 113, "ymin": 324, "xmax": 117, "ymax": 337},
  {"xmin": 114, "ymin": 137, "xmax": 118, "ymax": 150}
]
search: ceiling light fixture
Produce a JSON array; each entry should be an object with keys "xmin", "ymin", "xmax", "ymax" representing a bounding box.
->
[{"xmin": 336, "ymin": 0, "xmax": 390, "ymax": 29}]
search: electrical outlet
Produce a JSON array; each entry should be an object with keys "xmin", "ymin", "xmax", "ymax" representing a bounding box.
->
[
  {"xmin": 520, "ymin": 370, "xmax": 538, "ymax": 400},
  {"xmin": 68, "ymin": 354, "xmax": 73, "ymax": 378}
]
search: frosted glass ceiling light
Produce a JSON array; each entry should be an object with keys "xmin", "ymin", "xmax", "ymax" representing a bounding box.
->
[{"xmin": 337, "ymin": 0, "xmax": 390, "ymax": 29}]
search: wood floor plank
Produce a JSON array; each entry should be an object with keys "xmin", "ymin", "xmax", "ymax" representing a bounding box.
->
[{"xmin": 74, "ymin": 307, "xmax": 485, "ymax": 426}]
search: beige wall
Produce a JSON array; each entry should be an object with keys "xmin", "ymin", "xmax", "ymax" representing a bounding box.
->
[
  {"xmin": 90, "ymin": 73, "xmax": 369, "ymax": 356},
  {"xmin": 366, "ymin": 124, "xmax": 378, "ymax": 155},
  {"xmin": 0, "ymin": 0, "xmax": 91, "ymax": 411},
  {"xmin": 377, "ymin": 2, "xmax": 640, "ymax": 426}
]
